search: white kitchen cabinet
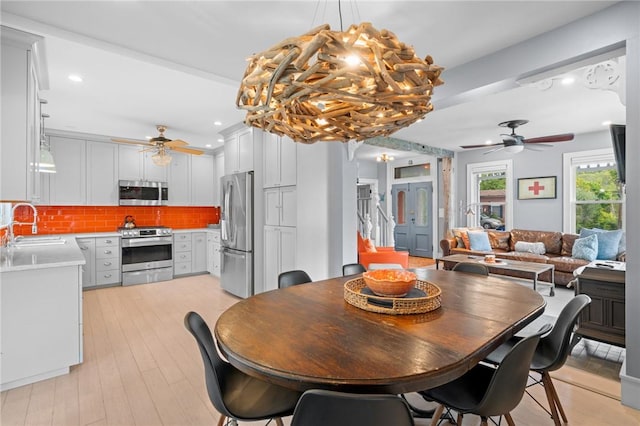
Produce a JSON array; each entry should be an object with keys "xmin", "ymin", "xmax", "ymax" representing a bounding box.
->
[
  {"xmin": 207, "ymin": 230, "xmax": 221, "ymax": 278},
  {"xmin": 264, "ymin": 186, "xmax": 297, "ymax": 227},
  {"xmin": 174, "ymin": 232, "xmax": 193, "ymax": 276},
  {"xmin": 222, "ymin": 125, "xmax": 259, "ymax": 175},
  {"xmin": 192, "ymin": 232, "xmax": 207, "ymax": 273},
  {"xmin": 168, "ymin": 152, "xmax": 190, "ymax": 206},
  {"xmin": 87, "ymin": 141, "xmax": 118, "ymax": 205},
  {"xmin": 48, "ymin": 136, "xmax": 87, "ymax": 205},
  {"xmin": 118, "ymin": 145, "xmax": 168, "ymax": 182},
  {"xmin": 263, "ymin": 133, "xmax": 297, "ymax": 188},
  {"xmin": 1, "ymin": 26, "xmax": 47, "ymax": 203},
  {"xmin": 214, "ymin": 152, "xmax": 224, "ymax": 205},
  {"xmin": 191, "ymin": 155, "xmax": 215, "ymax": 206},
  {"xmin": 263, "ymin": 225, "xmax": 296, "ymax": 292},
  {"xmin": 77, "ymin": 238, "xmax": 96, "ymax": 288}
]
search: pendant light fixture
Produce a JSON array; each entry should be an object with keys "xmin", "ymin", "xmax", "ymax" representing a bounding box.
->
[
  {"xmin": 376, "ymin": 153, "xmax": 394, "ymax": 162},
  {"xmin": 237, "ymin": 9, "xmax": 443, "ymax": 144}
]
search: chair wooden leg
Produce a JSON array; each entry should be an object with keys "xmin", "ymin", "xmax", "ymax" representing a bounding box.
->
[
  {"xmin": 274, "ymin": 418, "xmax": 284, "ymax": 426},
  {"xmin": 457, "ymin": 412, "xmax": 464, "ymax": 425},
  {"xmin": 480, "ymin": 417, "xmax": 488, "ymax": 426},
  {"xmin": 217, "ymin": 414, "xmax": 226, "ymax": 426},
  {"xmin": 540, "ymin": 372, "xmax": 562, "ymax": 426},
  {"xmin": 429, "ymin": 404, "xmax": 445, "ymax": 426},
  {"xmin": 544, "ymin": 371, "xmax": 568, "ymax": 423},
  {"xmin": 505, "ymin": 412, "xmax": 516, "ymax": 426}
]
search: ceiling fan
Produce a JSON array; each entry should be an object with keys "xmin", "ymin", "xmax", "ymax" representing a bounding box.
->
[
  {"xmin": 111, "ymin": 125, "xmax": 204, "ymax": 165},
  {"xmin": 460, "ymin": 120, "xmax": 574, "ymax": 154}
]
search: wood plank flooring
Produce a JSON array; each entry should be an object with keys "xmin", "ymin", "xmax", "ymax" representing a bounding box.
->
[{"xmin": 2, "ymin": 274, "xmax": 639, "ymax": 426}]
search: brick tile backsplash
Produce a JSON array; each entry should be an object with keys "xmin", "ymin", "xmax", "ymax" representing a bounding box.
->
[{"xmin": 9, "ymin": 205, "xmax": 220, "ymax": 236}]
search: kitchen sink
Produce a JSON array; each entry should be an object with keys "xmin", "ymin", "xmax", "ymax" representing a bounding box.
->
[{"xmin": 13, "ymin": 236, "xmax": 67, "ymax": 246}]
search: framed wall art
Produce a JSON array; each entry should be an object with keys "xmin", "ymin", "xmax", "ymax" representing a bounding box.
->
[{"xmin": 518, "ymin": 176, "xmax": 557, "ymax": 200}]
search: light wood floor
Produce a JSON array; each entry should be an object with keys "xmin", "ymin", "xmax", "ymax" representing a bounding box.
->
[{"xmin": 2, "ymin": 274, "xmax": 640, "ymax": 426}]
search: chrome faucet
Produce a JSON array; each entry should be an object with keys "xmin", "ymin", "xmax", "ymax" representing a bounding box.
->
[{"xmin": 7, "ymin": 203, "xmax": 38, "ymax": 245}]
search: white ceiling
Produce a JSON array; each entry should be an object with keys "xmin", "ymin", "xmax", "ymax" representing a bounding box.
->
[{"xmin": 0, "ymin": 1, "xmax": 626, "ymax": 159}]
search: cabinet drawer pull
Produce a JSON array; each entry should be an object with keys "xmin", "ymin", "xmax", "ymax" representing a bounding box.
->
[
  {"xmin": 105, "ymin": 239, "xmax": 112, "ymax": 244},
  {"xmin": 104, "ymin": 250, "xmax": 112, "ymax": 255},
  {"xmin": 103, "ymin": 261, "xmax": 112, "ymax": 266},
  {"xmin": 103, "ymin": 273, "xmax": 112, "ymax": 278},
  {"xmin": 81, "ymin": 246, "xmax": 88, "ymax": 250}
]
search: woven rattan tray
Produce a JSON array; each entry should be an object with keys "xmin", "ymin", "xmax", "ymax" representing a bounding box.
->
[{"xmin": 344, "ymin": 277, "xmax": 442, "ymax": 315}]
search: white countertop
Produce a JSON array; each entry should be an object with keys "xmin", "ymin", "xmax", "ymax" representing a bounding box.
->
[{"xmin": 0, "ymin": 237, "xmax": 86, "ymax": 273}]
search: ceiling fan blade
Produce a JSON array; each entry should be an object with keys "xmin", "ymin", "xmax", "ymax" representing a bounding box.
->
[
  {"xmin": 460, "ymin": 142, "xmax": 504, "ymax": 149},
  {"xmin": 483, "ymin": 146, "xmax": 506, "ymax": 155},
  {"xmin": 111, "ymin": 138, "xmax": 152, "ymax": 147},
  {"xmin": 170, "ymin": 146, "xmax": 204, "ymax": 155},
  {"xmin": 165, "ymin": 139, "xmax": 189, "ymax": 148},
  {"xmin": 523, "ymin": 133, "xmax": 574, "ymax": 144}
]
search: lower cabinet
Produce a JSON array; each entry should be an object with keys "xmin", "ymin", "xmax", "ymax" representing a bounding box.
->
[
  {"xmin": 207, "ymin": 230, "xmax": 221, "ymax": 278},
  {"xmin": 263, "ymin": 225, "xmax": 296, "ymax": 292},
  {"xmin": 77, "ymin": 236, "xmax": 121, "ymax": 289},
  {"xmin": 174, "ymin": 231, "xmax": 208, "ymax": 277}
]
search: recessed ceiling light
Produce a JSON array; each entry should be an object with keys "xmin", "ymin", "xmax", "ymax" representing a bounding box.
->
[
  {"xmin": 205, "ymin": 144, "xmax": 212, "ymax": 148},
  {"xmin": 484, "ymin": 140, "xmax": 493, "ymax": 145},
  {"xmin": 146, "ymin": 136, "xmax": 152, "ymax": 140},
  {"xmin": 561, "ymin": 76, "xmax": 575, "ymax": 85},
  {"xmin": 602, "ymin": 120, "xmax": 612, "ymax": 126},
  {"xmin": 217, "ymin": 138, "xmax": 224, "ymax": 143},
  {"xmin": 68, "ymin": 74, "xmax": 83, "ymax": 83},
  {"xmin": 214, "ymin": 121, "xmax": 222, "ymax": 126}
]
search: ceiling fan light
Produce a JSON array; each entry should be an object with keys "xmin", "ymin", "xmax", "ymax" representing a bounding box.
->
[
  {"xmin": 504, "ymin": 144, "xmax": 525, "ymax": 154},
  {"xmin": 151, "ymin": 151, "xmax": 172, "ymax": 166}
]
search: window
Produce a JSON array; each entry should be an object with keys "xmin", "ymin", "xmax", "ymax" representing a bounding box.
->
[
  {"xmin": 466, "ymin": 160, "xmax": 513, "ymax": 229},
  {"xmin": 563, "ymin": 149, "xmax": 625, "ymax": 234},
  {"xmin": 394, "ymin": 162, "xmax": 431, "ymax": 179}
]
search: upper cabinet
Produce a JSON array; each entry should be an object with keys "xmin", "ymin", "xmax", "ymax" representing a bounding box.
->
[
  {"xmin": 118, "ymin": 145, "xmax": 168, "ymax": 182},
  {"xmin": 191, "ymin": 155, "xmax": 215, "ymax": 206},
  {"xmin": 167, "ymin": 152, "xmax": 190, "ymax": 206},
  {"xmin": 263, "ymin": 133, "xmax": 297, "ymax": 188},
  {"xmin": 1, "ymin": 26, "xmax": 48, "ymax": 202},
  {"xmin": 87, "ymin": 141, "xmax": 118, "ymax": 205},
  {"xmin": 222, "ymin": 124, "xmax": 260, "ymax": 175},
  {"xmin": 48, "ymin": 136, "xmax": 87, "ymax": 205},
  {"xmin": 213, "ymin": 152, "xmax": 224, "ymax": 205}
]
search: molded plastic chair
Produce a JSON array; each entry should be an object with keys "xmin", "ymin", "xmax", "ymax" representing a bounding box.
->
[
  {"xmin": 278, "ymin": 270, "xmax": 312, "ymax": 288},
  {"xmin": 484, "ymin": 294, "xmax": 592, "ymax": 426},
  {"xmin": 420, "ymin": 323, "xmax": 552, "ymax": 426},
  {"xmin": 342, "ymin": 263, "xmax": 366, "ymax": 276},
  {"xmin": 290, "ymin": 389, "xmax": 415, "ymax": 426},
  {"xmin": 184, "ymin": 312, "xmax": 301, "ymax": 426},
  {"xmin": 451, "ymin": 262, "xmax": 489, "ymax": 275}
]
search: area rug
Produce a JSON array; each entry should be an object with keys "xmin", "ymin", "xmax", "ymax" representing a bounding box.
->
[{"xmin": 408, "ymin": 256, "xmax": 436, "ymax": 268}]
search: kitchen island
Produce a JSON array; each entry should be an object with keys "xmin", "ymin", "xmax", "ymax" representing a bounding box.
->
[{"xmin": 0, "ymin": 237, "xmax": 85, "ymax": 391}]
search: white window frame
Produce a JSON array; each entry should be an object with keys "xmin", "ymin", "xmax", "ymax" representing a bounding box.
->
[
  {"xmin": 562, "ymin": 148, "xmax": 625, "ymax": 234},
  {"xmin": 466, "ymin": 159, "xmax": 513, "ymax": 229}
]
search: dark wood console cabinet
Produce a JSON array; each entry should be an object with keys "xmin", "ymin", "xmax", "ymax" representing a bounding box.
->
[{"xmin": 575, "ymin": 265, "xmax": 625, "ymax": 347}]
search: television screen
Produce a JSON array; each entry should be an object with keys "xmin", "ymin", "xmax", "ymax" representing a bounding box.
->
[{"xmin": 610, "ymin": 124, "xmax": 625, "ymax": 184}]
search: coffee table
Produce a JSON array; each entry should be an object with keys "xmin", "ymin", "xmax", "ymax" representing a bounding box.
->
[{"xmin": 436, "ymin": 254, "xmax": 555, "ymax": 296}]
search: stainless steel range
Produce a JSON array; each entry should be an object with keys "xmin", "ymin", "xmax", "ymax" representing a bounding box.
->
[{"xmin": 119, "ymin": 226, "xmax": 173, "ymax": 286}]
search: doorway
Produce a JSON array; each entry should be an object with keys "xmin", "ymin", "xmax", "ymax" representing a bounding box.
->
[{"xmin": 391, "ymin": 182, "xmax": 433, "ymax": 257}]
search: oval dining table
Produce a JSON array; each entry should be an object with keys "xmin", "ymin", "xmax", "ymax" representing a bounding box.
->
[{"xmin": 214, "ymin": 268, "xmax": 546, "ymax": 394}]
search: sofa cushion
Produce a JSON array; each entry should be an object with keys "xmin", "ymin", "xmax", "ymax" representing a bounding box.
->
[
  {"xmin": 487, "ymin": 230, "xmax": 510, "ymax": 250},
  {"xmin": 546, "ymin": 256, "xmax": 590, "ymax": 274},
  {"xmin": 514, "ymin": 241, "xmax": 546, "ymax": 255},
  {"xmin": 468, "ymin": 231, "xmax": 492, "ymax": 252},
  {"xmin": 510, "ymin": 229, "xmax": 562, "ymax": 254},
  {"xmin": 572, "ymin": 234, "xmax": 598, "ymax": 261},
  {"xmin": 561, "ymin": 233, "xmax": 580, "ymax": 256},
  {"xmin": 496, "ymin": 252, "xmax": 548, "ymax": 264},
  {"xmin": 362, "ymin": 238, "xmax": 377, "ymax": 253},
  {"xmin": 579, "ymin": 228, "xmax": 624, "ymax": 261}
]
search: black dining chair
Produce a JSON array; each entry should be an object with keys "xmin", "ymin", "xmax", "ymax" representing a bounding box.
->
[
  {"xmin": 278, "ymin": 269, "xmax": 312, "ymax": 288},
  {"xmin": 342, "ymin": 263, "xmax": 366, "ymax": 276},
  {"xmin": 451, "ymin": 261, "xmax": 489, "ymax": 275},
  {"xmin": 484, "ymin": 294, "xmax": 592, "ymax": 426},
  {"xmin": 290, "ymin": 389, "xmax": 415, "ymax": 426},
  {"xmin": 184, "ymin": 312, "xmax": 302, "ymax": 426},
  {"xmin": 420, "ymin": 323, "xmax": 552, "ymax": 426}
]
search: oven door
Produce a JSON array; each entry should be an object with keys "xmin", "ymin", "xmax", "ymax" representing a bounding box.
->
[{"xmin": 121, "ymin": 236, "xmax": 173, "ymax": 272}]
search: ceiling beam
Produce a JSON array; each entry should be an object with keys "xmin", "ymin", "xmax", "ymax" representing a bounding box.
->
[{"xmin": 365, "ymin": 136, "xmax": 455, "ymax": 158}]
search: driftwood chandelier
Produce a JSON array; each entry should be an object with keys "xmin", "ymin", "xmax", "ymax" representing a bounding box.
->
[{"xmin": 236, "ymin": 22, "xmax": 444, "ymax": 143}]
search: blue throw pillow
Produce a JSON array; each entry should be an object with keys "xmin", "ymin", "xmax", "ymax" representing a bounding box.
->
[
  {"xmin": 468, "ymin": 231, "xmax": 492, "ymax": 252},
  {"xmin": 572, "ymin": 234, "xmax": 598, "ymax": 261},
  {"xmin": 579, "ymin": 228, "xmax": 623, "ymax": 260}
]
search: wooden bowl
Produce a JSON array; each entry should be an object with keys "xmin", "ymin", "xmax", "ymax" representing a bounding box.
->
[{"xmin": 362, "ymin": 269, "xmax": 417, "ymax": 297}]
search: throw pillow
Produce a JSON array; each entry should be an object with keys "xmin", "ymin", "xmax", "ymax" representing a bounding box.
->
[
  {"xmin": 572, "ymin": 234, "xmax": 598, "ymax": 261},
  {"xmin": 514, "ymin": 241, "xmax": 546, "ymax": 255},
  {"xmin": 452, "ymin": 228, "xmax": 468, "ymax": 249},
  {"xmin": 362, "ymin": 239, "xmax": 377, "ymax": 253},
  {"xmin": 487, "ymin": 230, "xmax": 510, "ymax": 250},
  {"xmin": 468, "ymin": 231, "xmax": 492, "ymax": 252},
  {"xmin": 579, "ymin": 228, "xmax": 623, "ymax": 260}
]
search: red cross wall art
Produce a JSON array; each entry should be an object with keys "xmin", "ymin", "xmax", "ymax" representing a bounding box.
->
[{"xmin": 517, "ymin": 176, "xmax": 557, "ymax": 200}]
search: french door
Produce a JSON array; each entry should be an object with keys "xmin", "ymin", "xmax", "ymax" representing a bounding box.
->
[{"xmin": 391, "ymin": 182, "xmax": 433, "ymax": 257}]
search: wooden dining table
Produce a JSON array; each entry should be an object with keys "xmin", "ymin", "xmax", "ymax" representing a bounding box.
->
[{"xmin": 214, "ymin": 269, "xmax": 546, "ymax": 394}]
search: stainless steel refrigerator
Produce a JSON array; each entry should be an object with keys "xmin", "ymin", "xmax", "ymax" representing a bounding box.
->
[{"xmin": 220, "ymin": 171, "xmax": 254, "ymax": 298}]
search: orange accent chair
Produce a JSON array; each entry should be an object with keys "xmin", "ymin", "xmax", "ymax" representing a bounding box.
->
[{"xmin": 356, "ymin": 232, "xmax": 409, "ymax": 269}]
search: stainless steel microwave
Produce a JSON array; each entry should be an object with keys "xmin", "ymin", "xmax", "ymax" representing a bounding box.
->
[{"xmin": 118, "ymin": 180, "xmax": 168, "ymax": 206}]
